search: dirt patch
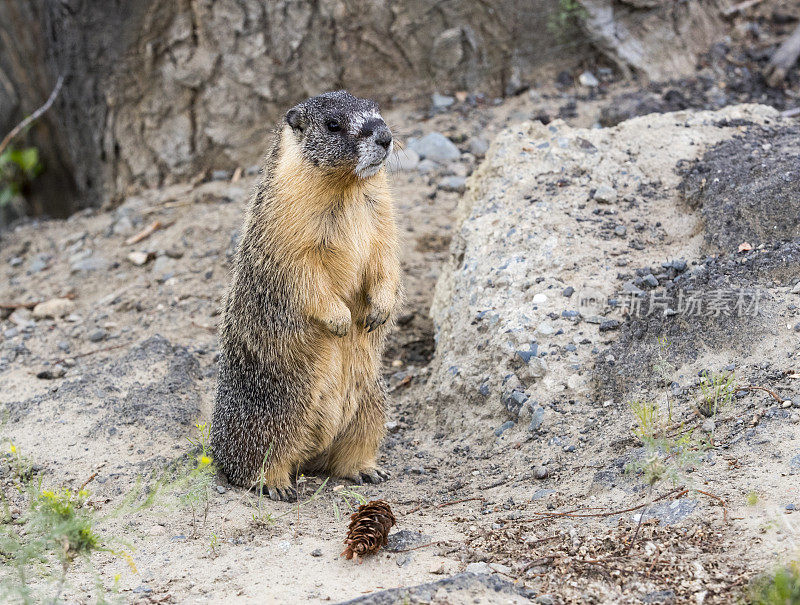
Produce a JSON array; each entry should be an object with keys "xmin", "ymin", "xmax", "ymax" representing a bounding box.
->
[
  {"xmin": 680, "ymin": 123, "xmax": 800, "ymax": 252},
  {"xmin": 597, "ymin": 240, "xmax": 800, "ymax": 403}
]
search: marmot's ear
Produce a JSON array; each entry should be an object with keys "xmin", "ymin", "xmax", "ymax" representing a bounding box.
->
[{"xmin": 286, "ymin": 107, "xmax": 306, "ymax": 132}]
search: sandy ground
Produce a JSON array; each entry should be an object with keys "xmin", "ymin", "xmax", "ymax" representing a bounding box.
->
[{"xmin": 2, "ymin": 32, "xmax": 800, "ymax": 603}]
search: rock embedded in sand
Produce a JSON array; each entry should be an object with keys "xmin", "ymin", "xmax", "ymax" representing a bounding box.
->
[{"xmin": 32, "ymin": 298, "xmax": 75, "ymax": 319}]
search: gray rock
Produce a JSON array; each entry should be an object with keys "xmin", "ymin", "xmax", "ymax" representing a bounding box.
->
[
  {"xmin": 29, "ymin": 254, "xmax": 50, "ymax": 273},
  {"xmin": 338, "ymin": 572, "xmax": 536, "ymax": 604},
  {"xmin": 494, "ymin": 420, "xmax": 515, "ymax": 436},
  {"xmin": 432, "ymin": 93, "xmax": 455, "ymax": 110},
  {"xmin": 88, "ymin": 329, "xmax": 107, "ymax": 342},
  {"xmin": 216, "ymin": 485, "xmax": 227, "ymax": 494},
  {"xmin": 614, "ymin": 225, "xmax": 627, "ymax": 237},
  {"xmin": 310, "ymin": 548, "xmax": 322, "ymax": 557},
  {"xmin": 468, "ymin": 137, "xmax": 489, "ymax": 158},
  {"xmin": 385, "ymin": 530, "xmax": 430, "ymax": 552},
  {"xmin": 642, "ymin": 274, "xmax": 659, "ymax": 288},
  {"xmin": 417, "ymin": 159, "xmax": 439, "ymax": 174},
  {"xmin": 151, "ymin": 255, "xmax": 177, "ymax": 281},
  {"xmin": 386, "ymin": 148, "xmax": 420, "ymax": 172},
  {"xmin": 533, "ymin": 465, "xmax": 548, "ymax": 480},
  {"xmin": 529, "ymin": 405, "xmax": 545, "ymax": 432},
  {"xmin": 439, "ymin": 176, "xmax": 467, "ymax": 194},
  {"xmin": 578, "ymin": 71, "xmax": 599, "ymax": 87},
  {"xmin": 562, "ymin": 286, "xmax": 574, "ymax": 297},
  {"xmin": 593, "ymin": 185, "xmax": 617, "ymax": 204},
  {"xmin": 70, "ymin": 256, "xmax": 109, "ymax": 273},
  {"xmin": 465, "ymin": 562, "xmax": 492, "ymax": 575},
  {"xmin": 37, "ymin": 366, "xmax": 65, "ymax": 380},
  {"xmin": 409, "ymin": 133, "xmax": 461, "ymax": 163}
]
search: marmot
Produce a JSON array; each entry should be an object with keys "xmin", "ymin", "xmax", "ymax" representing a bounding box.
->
[{"xmin": 211, "ymin": 91, "xmax": 400, "ymax": 501}]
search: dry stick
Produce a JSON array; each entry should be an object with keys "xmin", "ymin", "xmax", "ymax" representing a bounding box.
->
[
  {"xmin": 735, "ymin": 385, "xmax": 784, "ymax": 403},
  {"xmin": 404, "ymin": 496, "xmax": 485, "ymax": 516},
  {"xmin": 51, "ymin": 343, "xmax": 127, "ymax": 366},
  {"xmin": 0, "ymin": 301, "xmax": 40, "ymax": 310},
  {"xmin": 695, "ymin": 489, "xmax": 729, "ymax": 523},
  {"xmin": 124, "ymin": 220, "xmax": 173, "ymax": 246},
  {"xmin": 521, "ymin": 487, "xmax": 687, "ymax": 522},
  {"xmin": 79, "ymin": 472, "xmax": 99, "ymax": 491},
  {"xmin": 0, "ymin": 75, "xmax": 64, "ymax": 157},
  {"xmin": 627, "ymin": 482, "xmax": 654, "ymax": 555}
]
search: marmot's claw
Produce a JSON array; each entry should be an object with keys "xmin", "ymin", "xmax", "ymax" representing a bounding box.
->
[
  {"xmin": 267, "ymin": 486, "xmax": 297, "ymax": 502},
  {"xmin": 360, "ymin": 467, "xmax": 390, "ymax": 484},
  {"xmin": 326, "ymin": 318, "xmax": 350, "ymax": 337},
  {"xmin": 364, "ymin": 310, "xmax": 389, "ymax": 332}
]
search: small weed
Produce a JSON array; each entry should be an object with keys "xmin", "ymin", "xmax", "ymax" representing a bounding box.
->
[
  {"xmin": 746, "ymin": 561, "xmax": 800, "ymax": 605},
  {"xmin": 546, "ymin": 0, "xmax": 587, "ymax": 42},
  {"xmin": 208, "ymin": 534, "xmax": 220, "ymax": 558},
  {"xmin": 629, "ymin": 399, "xmax": 664, "ymax": 440},
  {"xmin": 698, "ymin": 371, "xmax": 736, "ymax": 417},
  {"xmin": 747, "ymin": 491, "xmax": 759, "ymax": 506},
  {"xmin": 331, "ymin": 485, "xmax": 367, "ymax": 522}
]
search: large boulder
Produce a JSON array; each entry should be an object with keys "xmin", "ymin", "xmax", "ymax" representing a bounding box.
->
[{"xmin": 427, "ymin": 104, "xmax": 787, "ymax": 434}]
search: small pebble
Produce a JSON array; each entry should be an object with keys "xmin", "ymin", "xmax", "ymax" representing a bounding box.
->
[
  {"xmin": 534, "ymin": 465, "xmax": 548, "ymax": 480},
  {"xmin": 88, "ymin": 329, "xmax": 107, "ymax": 342}
]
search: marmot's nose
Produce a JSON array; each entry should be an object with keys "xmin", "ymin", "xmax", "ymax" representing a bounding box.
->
[{"xmin": 375, "ymin": 127, "xmax": 392, "ymax": 150}]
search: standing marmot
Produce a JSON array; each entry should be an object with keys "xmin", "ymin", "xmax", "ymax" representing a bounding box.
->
[{"xmin": 211, "ymin": 91, "xmax": 400, "ymax": 501}]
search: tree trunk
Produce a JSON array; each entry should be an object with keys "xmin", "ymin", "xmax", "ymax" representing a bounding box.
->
[{"xmin": 0, "ymin": 1, "xmax": 586, "ymax": 219}]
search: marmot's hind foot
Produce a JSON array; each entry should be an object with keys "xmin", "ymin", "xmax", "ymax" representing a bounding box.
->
[
  {"xmin": 346, "ymin": 467, "xmax": 391, "ymax": 485},
  {"xmin": 266, "ymin": 485, "xmax": 297, "ymax": 502}
]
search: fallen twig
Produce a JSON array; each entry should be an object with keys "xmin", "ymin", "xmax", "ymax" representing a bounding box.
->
[
  {"xmin": 695, "ymin": 489, "xmax": 729, "ymax": 523},
  {"xmin": 52, "ymin": 343, "xmax": 127, "ymax": 366},
  {"xmin": 393, "ymin": 541, "xmax": 440, "ymax": 553},
  {"xmin": 0, "ymin": 75, "xmax": 64, "ymax": 156},
  {"xmin": 124, "ymin": 220, "xmax": 172, "ymax": 246},
  {"xmin": 79, "ymin": 472, "xmax": 99, "ymax": 491},
  {"xmin": 521, "ymin": 487, "xmax": 687, "ymax": 522},
  {"xmin": 0, "ymin": 300, "xmax": 40, "ymax": 310},
  {"xmin": 735, "ymin": 385, "xmax": 784, "ymax": 403},
  {"xmin": 404, "ymin": 496, "xmax": 486, "ymax": 516}
]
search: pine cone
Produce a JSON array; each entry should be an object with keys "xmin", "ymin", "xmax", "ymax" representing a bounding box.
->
[{"xmin": 341, "ymin": 500, "xmax": 396, "ymax": 562}]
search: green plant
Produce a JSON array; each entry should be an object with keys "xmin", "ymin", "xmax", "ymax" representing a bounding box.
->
[
  {"xmin": 547, "ymin": 0, "xmax": 587, "ymax": 42},
  {"xmin": 0, "ymin": 145, "xmax": 41, "ymax": 208},
  {"xmin": 746, "ymin": 562, "xmax": 800, "ymax": 604},
  {"xmin": 653, "ymin": 336, "xmax": 676, "ymax": 423},
  {"xmin": 747, "ymin": 491, "xmax": 759, "ymax": 507},
  {"xmin": 629, "ymin": 399, "xmax": 664, "ymax": 441},
  {"xmin": 331, "ymin": 485, "xmax": 367, "ymax": 522},
  {"xmin": 0, "ymin": 472, "xmax": 120, "ymax": 603},
  {"xmin": 698, "ymin": 371, "xmax": 736, "ymax": 417},
  {"xmin": 179, "ymin": 423, "xmax": 216, "ymax": 536}
]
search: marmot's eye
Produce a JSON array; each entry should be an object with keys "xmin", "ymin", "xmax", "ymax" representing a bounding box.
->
[{"xmin": 326, "ymin": 119, "xmax": 341, "ymax": 132}]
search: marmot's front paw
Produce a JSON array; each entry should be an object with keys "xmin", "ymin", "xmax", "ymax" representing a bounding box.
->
[
  {"xmin": 266, "ymin": 485, "xmax": 297, "ymax": 502},
  {"xmin": 322, "ymin": 306, "xmax": 351, "ymax": 337},
  {"xmin": 364, "ymin": 307, "xmax": 390, "ymax": 332},
  {"xmin": 326, "ymin": 315, "xmax": 351, "ymax": 337},
  {"xmin": 347, "ymin": 467, "xmax": 391, "ymax": 485}
]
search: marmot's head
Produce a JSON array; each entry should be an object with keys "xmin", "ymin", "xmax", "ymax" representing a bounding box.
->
[{"xmin": 284, "ymin": 91, "xmax": 393, "ymax": 179}]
